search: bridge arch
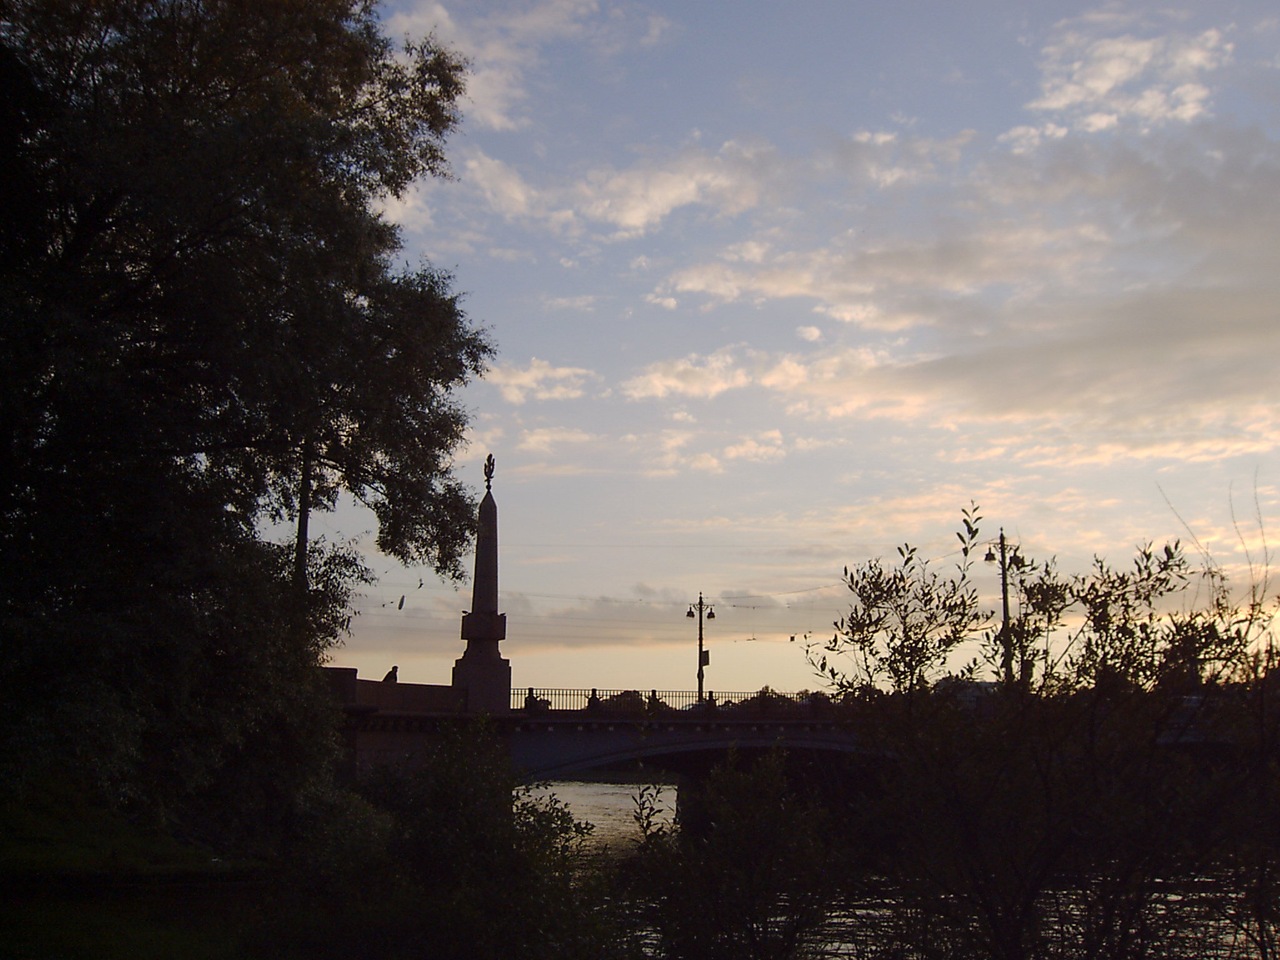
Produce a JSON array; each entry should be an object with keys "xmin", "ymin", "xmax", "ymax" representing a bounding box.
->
[{"xmin": 506, "ymin": 717, "xmax": 875, "ymax": 781}]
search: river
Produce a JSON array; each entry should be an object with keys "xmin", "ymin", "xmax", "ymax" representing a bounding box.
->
[
  {"xmin": 530, "ymin": 779, "xmax": 678, "ymax": 852},
  {"xmin": 532, "ymin": 781, "xmax": 1255, "ymax": 957}
]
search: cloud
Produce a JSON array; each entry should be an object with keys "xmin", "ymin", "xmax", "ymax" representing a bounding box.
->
[
  {"xmin": 689, "ymin": 451, "xmax": 723, "ymax": 473},
  {"xmin": 755, "ymin": 347, "xmax": 933, "ymax": 422},
  {"xmin": 389, "ymin": 0, "xmax": 677, "ymax": 136},
  {"xmin": 645, "ymin": 292, "xmax": 678, "ymax": 310},
  {"xmin": 571, "ymin": 140, "xmax": 773, "ymax": 238},
  {"xmin": 596, "ymin": 29, "xmax": 1280, "ymax": 476},
  {"xmin": 662, "ymin": 251, "xmax": 876, "ymax": 317},
  {"xmin": 638, "ymin": 13, "xmax": 672, "ymax": 47},
  {"xmin": 614, "ymin": 248, "xmax": 1280, "ymax": 470},
  {"xmin": 465, "ymin": 151, "xmax": 537, "ymax": 218},
  {"xmin": 375, "ymin": 179, "xmax": 436, "ymax": 232},
  {"xmin": 723, "ymin": 240, "xmax": 770, "ymax": 263},
  {"xmin": 388, "ymin": 0, "xmax": 601, "ymax": 132},
  {"xmin": 517, "ymin": 426, "xmax": 597, "ymax": 454},
  {"xmin": 1029, "ymin": 21, "xmax": 1233, "ymax": 130},
  {"xmin": 621, "ymin": 348, "xmax": 753, "ymax": 400},
  {"xmin": 657, "ymin": 219, "xmax": 1094, "ymax": 331},
  {"xmin": 998, "ymin": 123, "xmax": 1069, "ymax": 155},
  {"xmin": 462, "ymin": 139, "xmax": 773, "ymax": 240},
  {"xmin": 543, "ymin": 294, "xmax": 598, "ymax": 311},
  {"xmin": 724, "ymin": 430, "xmax": 786, "ymax": 463},
  {"xmin": 627, "ymin": 429, "xmax": 725, "ymax": 476},
  {"xmin": 485, "ymin": 357, "xmax": 599, "ymax": 403},
  {"xmin": 824, "ymin": 128, "xmax": 976, "ymax": 189},
  {"xmin": 454, "ymin": 15, "xmax": 1278, "ymax": 455},
  {"xmin": 742, "ymin": 280, "xmax": 1280, "ymax": 472}
]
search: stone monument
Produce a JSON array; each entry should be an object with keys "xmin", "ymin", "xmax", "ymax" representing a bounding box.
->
[{"xmin": 452, "ymin": 454, "xmax": 511, "ymax": 712}]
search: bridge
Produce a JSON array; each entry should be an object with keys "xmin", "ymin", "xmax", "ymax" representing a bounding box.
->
[
  {"xmin": 326, "ymin": 458, "xmax": 865, "ymax": 783},
  {"xmin": 508, "ymin": 688, "xmax": 868, "ymax": 779},
  {"xmin": 326, "ymin": 673, "xmax": 869, "ymax": 782}
]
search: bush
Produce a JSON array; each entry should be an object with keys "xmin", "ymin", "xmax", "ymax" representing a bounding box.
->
[
  {"xmin": 261, "ymin": 724, "xmax": 635, "ymax": 960},
  {"xmin": 624, "ymin": 752, "xmax": 836, "ymax": 960}
]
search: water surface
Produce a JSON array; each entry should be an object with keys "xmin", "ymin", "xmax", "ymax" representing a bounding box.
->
[{"xmin": 532, "ymin": 779, "xmax": 677, "ymax": 851}]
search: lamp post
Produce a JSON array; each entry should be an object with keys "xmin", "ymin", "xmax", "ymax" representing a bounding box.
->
[
  {"xmin": 984, "ymin": 528, "xmax": 1024, "ymax": 688},
  {"xmin": 686, "ymin": 592, "xmax": 715, "ymax": 701}
]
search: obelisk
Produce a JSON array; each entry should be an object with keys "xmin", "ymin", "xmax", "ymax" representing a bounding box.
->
[{"xmin": 452, "ymin": 454, "xmax": 511, "ymax": 712}]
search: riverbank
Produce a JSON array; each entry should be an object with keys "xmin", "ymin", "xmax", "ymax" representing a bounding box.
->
[{"xmin": 2, "ymin": 788, "xmax": 267, "ymax": 960}]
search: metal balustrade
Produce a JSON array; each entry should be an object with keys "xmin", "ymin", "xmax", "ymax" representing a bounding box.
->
[{"xmin": 512, "ymin": 686, "xmax": 831, "ymax": 716}]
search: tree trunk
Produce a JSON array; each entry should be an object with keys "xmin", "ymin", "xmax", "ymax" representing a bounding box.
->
[{"xmin": 293, "ymin": 436, "xmax": 313, "ymax": 595}]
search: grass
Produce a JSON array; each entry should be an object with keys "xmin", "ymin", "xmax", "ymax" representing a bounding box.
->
[
  {"xmin": 1, "ymin": 781, "xmax": 271, "ymax": 959},
  {"xmin": 2, "ymin": 884, "xmax": 255, "ymax": 960}
]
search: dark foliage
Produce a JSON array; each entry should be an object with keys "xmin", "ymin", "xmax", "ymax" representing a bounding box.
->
[
  {"xmin": 624, "ymin": 752, "xmax": 837, "ymax": 960},
  {"xmin": 809, "ymin": 506, "xmax": 1280, "ymax": 958},
  {"xmin": 0, "ymin": 0, "xmax": 487, "ymax": 845},
  {"xmin": 265, "ymin": 725, "xmax": 635, "ymax": 960}
]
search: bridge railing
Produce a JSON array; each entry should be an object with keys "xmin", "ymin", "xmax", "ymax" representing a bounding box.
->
[{"xmin": 514, "ymin": 686, "xmax": 834, "ymax": 717}]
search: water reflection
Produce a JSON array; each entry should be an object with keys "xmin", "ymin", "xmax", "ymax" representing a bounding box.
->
[
  {"xmin": 530, "ymin": 783, "xmax": 1261, "ymax": 956},
  {"xmin": 531, "ymin": 779, "xmax": 677, "ymax": 850}
]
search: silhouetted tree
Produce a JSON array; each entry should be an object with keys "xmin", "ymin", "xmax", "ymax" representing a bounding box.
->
[
  {"xmin": 625, "ymin": 753, "xmax": 836, "ymax": 960},
  {"xmin": 811, "ymin": 503, "xmax": 987, "ymax": 696},
  {"xmin": 271, "ymin": 725, "xmax": 632, "ymax": 960},
  {"xmin": 816, "ymin": 510, "xmax": 1280, "ymax": 959},
  {"xmin": 0, "ymin": 0, "xmax": 487, "ymax": 841}
]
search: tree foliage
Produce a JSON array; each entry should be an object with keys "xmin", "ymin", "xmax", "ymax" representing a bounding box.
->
[
  {"xmin": 991, "ymin": 538, "xmax": 1270, "ymax": 695},
  {"xmin": 1, "ymin": 0, "xmax": 488, "ymax": 580},
  {"xmin": 625, "ymin": 753, "xmax": 836, "ymax": 960},
  {"xmin": 812, "ymin": 503, "xmax": 987, "ymax": 695},
  {"xmin": 809, "ymin": 505, "xmax": 1280, "ymax": 959},
  {"xmin": 269, "ymin": 725, "xmax": 630, "ymax": 960},
  {"xmin": 0, "ymin": 0, "xmax": 488, "ymax": 839}
]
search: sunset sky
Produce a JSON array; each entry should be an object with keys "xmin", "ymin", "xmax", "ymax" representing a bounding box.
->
[{"xmin": 317, "ymin": 0, "xmax": 1280, "ymax": 696}]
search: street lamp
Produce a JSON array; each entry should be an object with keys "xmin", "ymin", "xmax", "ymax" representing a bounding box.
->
[
  {"xmin": 985, "ymin": 528, "xmax": 1025, "ymax": 688},
  {"xmin": 686, "ymin": 592, "xmax": 715, "ymax": 701}
]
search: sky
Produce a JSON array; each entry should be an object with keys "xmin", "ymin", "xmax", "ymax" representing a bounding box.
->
[{"xmin": 317, "ymin": 0, "xmax": 1280, "ymax": 697}]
